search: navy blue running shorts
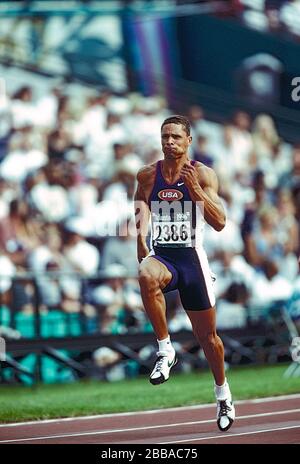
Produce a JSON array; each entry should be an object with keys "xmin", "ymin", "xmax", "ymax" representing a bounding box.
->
[{"xmin": 150, "ymin": 246, "xmax": 216, "ymax": 311}]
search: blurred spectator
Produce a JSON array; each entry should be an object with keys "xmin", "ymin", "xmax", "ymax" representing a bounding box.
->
[
  {"xmin": 28, "ymin": 224, "xmax": 81, "ymax": 312},
  {"xmin": 262, "ymin": 139, "xmax": 293, "ymax": 189},
  {"xmin": 0, "ymin": 126, "xmax": 48, "ymax": 183},
  {"xmin": 265, "ymin": 1, "xmax": 282, "ymax": 33},
  {"xmin": 241, "ymin": 170, "xmax": 273, "ymax": 260},
  {"xmin": 276, "ymin": 189, "xmax": 299, "ymax": 256},
  {"xmin": 48, "ymin": 126, "xmax": 72, "ymax": 160},
  {"xmin": 250, "ymin": 114, "xmax": 293, "ymax": 190},
  {"xmin": 213, "ymin": 122, "xmax": 254, "ymax": 189},
  {"xmin": 205, "ymin": 216, "xmax": 244, "ymax": 262},
  {"xmin": 29, "ymin": 164, "xmax": 70, "ymax": 222},
  {"xmin": 243, "ymin": 202, "xmax": 298, "ymax": 279},
  {"xmin": 281, "ymin": 143, "xmax": 300, "ymax": 190},
  {"xmin": 61, "ymin": 222, "xmax": 100, "ymax": 276},
  {"xmin": 217, "ymin": 282, "xmax": 249, "ymax": 329},
  {"xmin": 28, "ymin": 223, "xmax": 63, "ymax": 273},
  {"xmin": 187, "ymin": 105, "xmax": 223, "ymax": 148},
  {"xmin": 92, "ymin": 264, "xmax": 128, "ymax": 334},
  {"xmin": 123, "ymin": 95, "xmax": 165, "ymax": 153},
  {"xmin": 74, "ymin": 92, "xmax": 108, "ymax": 145},
  {"xmin": 227, "ymin": 0, "xmax": 300, "ymax": 40},
  {"xmin": 210, "ymin": 249, "xmax": 255, "ymax": 300},
  {"xmin": 192, "ymin": 134, "xmax": 214, "ymax": 167},
  {"xmin": 0, "ymin": 199, "xmax": 43, "ymax": 266},
  {"xmin": 90, "ymin": 263, "xmax": 144, "ymax": 334},
  {"xmin": 101, "ymin": 217, "xmax": 138, "ymax": 274},
  {"xmin": 92, "ymin": 346, "xmax": 124, "ymax": 381},
  {"xmin": 68, "ymin": 167, "xmax": 99, "ymax": 217},
  {"xmin": 230, "ymin": 110, "xmax": 254, "ymax": 175},
  {"xmin": 0, "ymin": 253, "xmax": 16, "ymax": 294},
  {"xmin": 37, "ymin": 260, "xmax": 81, "ymax": 316},
  {"xmin": 280, "ymin": 144, "xmax": 300, "ymax": 251},
  {"xmin": 10, "ymin": 86, "xmax": 37, "ymax": 129},
  {"xmin": 250, "ymin": 259, "xmax": 293, "ymax": 308},
  {"xmin": 0, "ymin": 176, "xmax": 17, "ymax": 219},
  {"xmin": 244, "ymin": 204, "xmax": 282, "ymax": 269},
  {"xmin": 35, "ymin": 87, "xmax": 60, "ymax": 130},
  {"xmin": 276, "ymin": 189, "xmax": 299, "ymax": 278},
  {"xmin": 168, "ymin": 292, "xmax": 193, "ymax": 332},
  {"xmin": 252, "ymin": 113, "xmax": 280, "ymax": 161},
  {"xmin": 286, "ymin": 273, "xmax": 300, "ymax": 332},
  {"xmin": 280, "ymin": 0, "xmax": 300, "ymax": 38},
  {"xmin": 103, "ymin": 156, "xmax": 142, "ymax": 203}
]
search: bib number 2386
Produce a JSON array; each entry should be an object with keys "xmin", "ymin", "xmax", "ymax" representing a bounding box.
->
[{"xmin": 153, "ymin": 221, "xmax": 191, "ymax": 245}]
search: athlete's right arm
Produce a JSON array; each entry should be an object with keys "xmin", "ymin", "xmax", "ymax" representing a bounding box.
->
[{"xmin": 134, "ymin": 168, "xmax": 151, "ymax": 263}]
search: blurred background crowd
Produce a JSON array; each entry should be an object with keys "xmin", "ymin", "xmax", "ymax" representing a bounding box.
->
[
  {"xmin": 0, "ymin": 0, "xmax": 299, "ymax": 382},
  {"xmin": 226, "ymin": 0, "xmax": 300, "ymax": 39},
  {"xmin": 0, "ymin": 82, "xmax": 299, "ymax": 338}
]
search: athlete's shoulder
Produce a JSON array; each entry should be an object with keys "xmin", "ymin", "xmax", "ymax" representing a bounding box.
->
[
  {"xmin": 136, "ymin": 162, "xmax": 157, "ymax": 184},
  {"xmin": 193, "ymin": 161, "xmax": 219, "ymax": 188}
]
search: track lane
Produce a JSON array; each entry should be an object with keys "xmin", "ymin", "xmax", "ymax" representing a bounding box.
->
[{"xmin": 0, "ymin": 395, "xmax": 299, "ymax": 444}]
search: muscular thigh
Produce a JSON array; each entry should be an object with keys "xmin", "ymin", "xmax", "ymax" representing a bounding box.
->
[
  {"xmin": 139, "ymin": 256, "xmax": 173, "ymax": 289},
  {"xmin": 178, "ymin": 248, "xmax": 216, "ymax": 311}
]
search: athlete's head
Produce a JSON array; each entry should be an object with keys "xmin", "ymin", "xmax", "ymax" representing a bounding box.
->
[
  {"xmin": 161, "ymin": 115, "xmax": 191, "ymax": 136},
  {"xmin": 161, "ymin": 115, "xmax": 192, "ymax": 159}
]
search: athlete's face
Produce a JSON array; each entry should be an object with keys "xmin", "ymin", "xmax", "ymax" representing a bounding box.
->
[{"xmin": 161, "ymin": 123, "xmax": 192, "ymax": 159}]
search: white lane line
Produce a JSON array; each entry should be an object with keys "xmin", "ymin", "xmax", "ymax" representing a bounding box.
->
[
  {"xmin": 1, "ymin": 393, "xmax": 300, "ymax": 428},
  {"xmin": 0, "ymin": 408, "xmax": 300, "ymax": 444},
  {"xmin": 160, "ymin": 424, "xmax": 300, "ymax": 444}
]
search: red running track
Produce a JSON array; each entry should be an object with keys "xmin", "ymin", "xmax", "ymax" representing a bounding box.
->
[{"xmin": 0, "ymin": 394, "xmax": 300, "ymax": 444}]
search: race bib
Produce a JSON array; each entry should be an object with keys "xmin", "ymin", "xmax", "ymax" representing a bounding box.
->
[{"xmin": 153, "ymin": 220, "xmax": 192, "ymax": 246}]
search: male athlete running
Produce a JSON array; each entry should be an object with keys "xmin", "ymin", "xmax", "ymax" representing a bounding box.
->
[{"xmin": 134, "ymin": 115, "xmax": 235, "ymax": 432}]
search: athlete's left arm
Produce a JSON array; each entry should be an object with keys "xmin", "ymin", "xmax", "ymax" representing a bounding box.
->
[{"xmin": 180, "ymin": 163, "xmax": 226, "ymax": 231}]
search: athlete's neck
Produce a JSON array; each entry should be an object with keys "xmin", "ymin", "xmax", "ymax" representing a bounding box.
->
[{"xmin": 162, "ymin": 156, "xmax": 190, "ymax": 179}]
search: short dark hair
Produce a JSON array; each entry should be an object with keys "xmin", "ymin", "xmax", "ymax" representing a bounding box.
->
[{"xmin": 161, "ymin": 115, "xmax": 191, "ymax": 136}]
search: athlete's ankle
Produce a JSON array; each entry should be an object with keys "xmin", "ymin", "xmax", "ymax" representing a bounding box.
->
[
  {"xmin": 214, "ymin": 378, "xmax": 232, "ymax": 401},
  {"xmin": 157, "ymin": 336, "xmax": 175, "ymax": 359}
]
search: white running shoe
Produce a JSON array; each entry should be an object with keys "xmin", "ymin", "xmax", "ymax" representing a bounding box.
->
[
  {"xmin": 149, "ymin": 352, "xmax": 177, "ymax": 385},
  {"xmin": 217, "ymin": 398, "xmax": 235, "ymax": 431}
]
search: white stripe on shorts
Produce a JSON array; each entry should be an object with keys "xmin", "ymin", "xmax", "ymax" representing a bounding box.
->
[{"xmin": 195, "ymin": 246, "xmax": 216, "ymax": 308}]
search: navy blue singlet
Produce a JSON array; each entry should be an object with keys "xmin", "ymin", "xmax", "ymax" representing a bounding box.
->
[{"xmin": 147, "ymin": 160, "xmax": 215, "ymax": 311}]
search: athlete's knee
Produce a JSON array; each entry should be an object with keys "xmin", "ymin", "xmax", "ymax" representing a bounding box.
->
[
  {"xmin": 198, "ymin": 331, "xmax": 221, "ymax": 350},
  {"xmin": 138, "ymin": 268, "xmax": 159, "ymax": 292}
]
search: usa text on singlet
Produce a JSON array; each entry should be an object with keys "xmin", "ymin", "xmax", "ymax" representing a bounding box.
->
[{"xmin": 148, "ymin": 160, "xmax": 205, "ymax": 249}]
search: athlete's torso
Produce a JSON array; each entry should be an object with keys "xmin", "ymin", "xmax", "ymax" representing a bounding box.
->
[{"xmin": 148, "ymin": 160, "xmax": 205, "ymax": 249}]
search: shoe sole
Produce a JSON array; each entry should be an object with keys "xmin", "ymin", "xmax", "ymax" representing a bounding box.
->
[
  {"xmin": 149, "ymin": 357, "xmax": 178, "ymax": 385},
  {"xmin": 217, "ymin": 417, "xmax": 234, "ymax": 432}
]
